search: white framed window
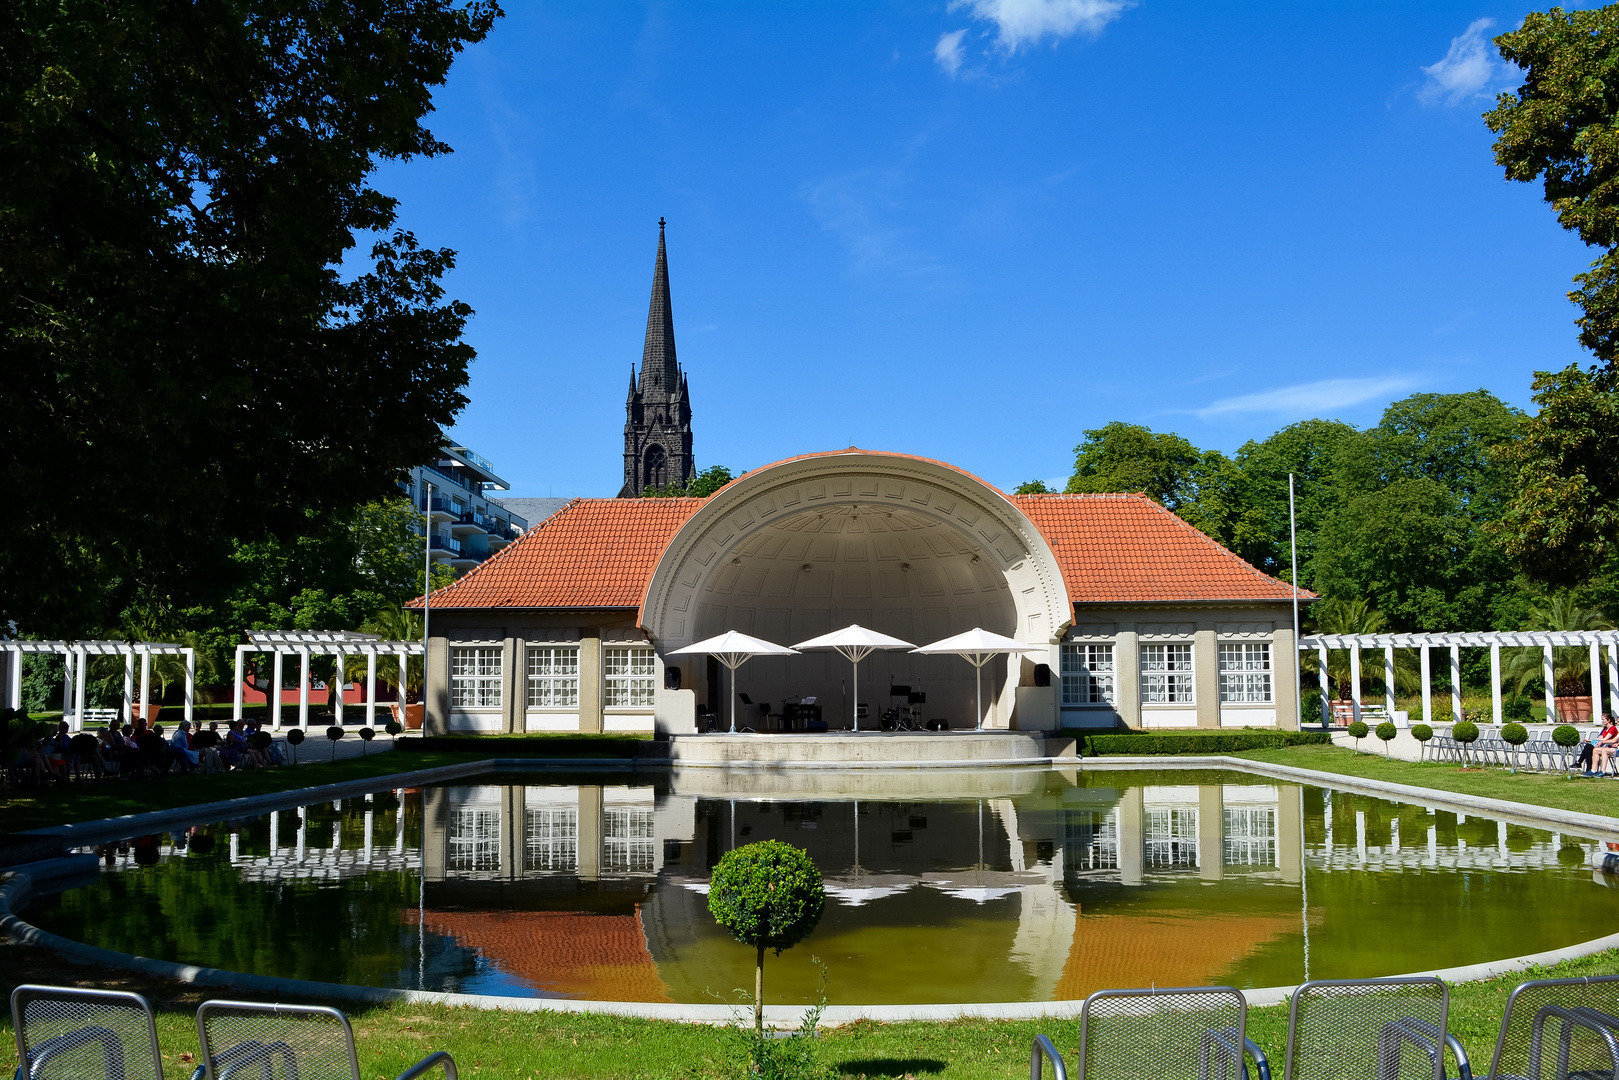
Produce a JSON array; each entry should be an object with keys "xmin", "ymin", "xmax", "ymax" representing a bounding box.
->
[
  {"xmin": 525, "ymin": 808, "xmax": 578, "ymax": 871},
  {"xmin": 603, "ymin": 645, "xmax": 655, "ymax": 708},
  {"xmin": 1219, "ymin": 642, "xmax": 1272, "ymax": 703},
  {"xmin": 526, "ymin": 646, "xmax": 579, "ymax": 708},
  {"xmin": 1061, "ymin": 643, "xmax": 1115, "ymax": 705},
  {"xmin": 1065, "ymin": 808, "xmax": 1119, "ymax": 870},
  {"xmin": 1145, "ymin": 808, "xmax": 1199, "ymax": 869},
  {"xmin": 1223, "ymin": 806, "xmax": 1278, "ymax": 867},
  {"xmin": 448, "ymin": 808, "xmax": 501, "ymax": 872},
  {"xmin": 1140, "ymin": 643, "xmax": 1194, "ymax": 704},
  {"xmin": 603, "ymin": 807, "xmax": 656, "ymax": 872},
  {"xmin": 451, "ymin": 646, "xmax": 503, "ymax": 708}
]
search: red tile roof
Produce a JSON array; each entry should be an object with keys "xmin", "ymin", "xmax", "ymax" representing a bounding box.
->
[
  {"xmin": 416, "ymin": 490, "xmax": 1304, "ymax": 613},
  {"xmin": 416, "ymin": 497, "xmax": 704, "ymax": 610},
  {"xmin": 1011, "ymin": 492, "xmax": 1310, "ymax": 604}
]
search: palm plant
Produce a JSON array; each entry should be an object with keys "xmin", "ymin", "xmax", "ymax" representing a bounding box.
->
[
  {"xmin": 1501, "ymin": 594, "xmax": 1614, "ymax": 698},
  {"xmin": 86, "ymin": 608, "xmax": 221, "ymax": 712},
  {"xmin": 343, "ymin": 604, "xmax": 424, "ymax": 704}
]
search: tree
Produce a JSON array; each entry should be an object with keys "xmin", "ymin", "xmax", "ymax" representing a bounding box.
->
[
  {"xmin": 1226, "ymin": 420, "xmax": 1359, "ymax": 583},
  {"xmin": 1064, "ymin": 422, "xmax": 1202, "ymax": 510},
  {"xmin": 1014, "ymin": 479, "xmax": 1052, "ymax": 494},
  {"xmin": 0, "ymin": 0, "xmax": 501, "ymax": 636},
  {"xmin": 707, "ymin": 841, "xmax": 825, "ymax": 1033},
  {"xmin": 642, "ymin": 465, "xmax": 736, "ymax": 498}
]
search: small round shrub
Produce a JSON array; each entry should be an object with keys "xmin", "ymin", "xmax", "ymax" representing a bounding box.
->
[
  {"xmin": 285, "ymin": 728, "xmax": 305, "ymax": 746},
  {"xmin": 1560, "ymin": 844, "xmax": 1588, "ymax": 867},
  {"xmin": 1501, "ymin": 722, "xmax": 1529, "ymax": 747},
  {"xmin": 248, "ymin": 731, "xmax": 272, "ymax": 751},
  {"xmin": 708, "ymin": 840, "xmax": 825, "ymax": 1031},
  {"xmin": 384, "ymin": 719, "xmax": 403, "ymax": 736},
  {"xmin": 1347, "ymin": 720, "xmax": 1369, "ymax": 740},
  {"xmin": 1453, "ymin": 720, "xmax": 1480, "ymax": 744},
  {"xmin": 359, "ymin": 727, "xmax": 375, "ymax": 742},
  {"xmin": 1410, "ymin": 723, "xmax": 1433, "ymax": 742},
  {"xmin": 1376, "ymin": 721, "xmax": 1397, "ymax": 741},
  {"xmin": 326, "ymin": 725, "xmax": 344, "ymax": 741},
  {"xmin": 1553, "ymin": 724, "xmax": 1581, "ymax": 748}
]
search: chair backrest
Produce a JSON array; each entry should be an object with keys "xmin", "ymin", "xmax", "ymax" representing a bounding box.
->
[
  {"xmin": 1075, "ymin": 986, "xmax": 1248, "ymax": 1080},
  {"xmin": 1484, "ymin": 975, "xmax": 1619, "ymax": 1080},
  {"xmin": 195, "ymin": 1000, "xmax": 360, "ymax": 1080},
  {"xmin": 11, "ymin": 984, "xmax": 163, "ymax": 1080},
  {"xmin": 1285, "ymin": 977, "xmax": 1449, "ymax": 1080}
]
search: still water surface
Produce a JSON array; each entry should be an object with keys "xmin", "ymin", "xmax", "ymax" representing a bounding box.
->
[{"xmin": 26, "ymin": 768, "xmax": 1619, "ymax": 1004}]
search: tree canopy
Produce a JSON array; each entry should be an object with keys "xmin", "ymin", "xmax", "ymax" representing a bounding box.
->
[{"xmin": 0, "ymin": 0, "xmax": 501, "ymax": 635}]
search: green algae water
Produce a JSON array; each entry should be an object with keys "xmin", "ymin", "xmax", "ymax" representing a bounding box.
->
[{"xmin": 25, "ymin": 768, "xmax": 1619, "ymax": 1004}]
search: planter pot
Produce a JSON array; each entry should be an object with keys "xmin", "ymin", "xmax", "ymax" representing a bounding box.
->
[
  {"xmin": 392, "ymin": 702, "xmax": 425, "ymax": 730},
  {"xmin": 1553, "ymin": 696, "xmax": 1595, "ymax": 723},
  {"xmin": 132, "ymin": 704, "xmax": 162, "ymax": 725}
]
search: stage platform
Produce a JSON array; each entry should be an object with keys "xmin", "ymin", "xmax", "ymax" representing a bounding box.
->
[{"xmin": 664, "ymin": 729, "xmax": 1068, "ymax": 769}]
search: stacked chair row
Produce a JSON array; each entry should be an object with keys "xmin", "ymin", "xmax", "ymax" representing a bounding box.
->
[
  {"xmin": 1030, "ymin": 974, "xmax": 1619, "ymax": 1080},
  {"xmin": 10, "ymin": 985, "xmax": 456, "ymax": 1080}
]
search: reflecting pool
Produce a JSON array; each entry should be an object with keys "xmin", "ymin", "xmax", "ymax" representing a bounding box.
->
[{"xmin": 25, "ymin": 768, "xmax": 1619, "ymax": 1004}]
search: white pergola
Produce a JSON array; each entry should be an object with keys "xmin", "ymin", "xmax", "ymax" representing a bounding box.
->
[
  {"xmin": 4, "ymin": 639, "xmax": 196, "ymax": 731},
  {"xmin": 233, "ymin": 631, "xmax": 423, "ymax": 729},
  {"xmin": 1300, "ymin": 630, "xmax": 1619, "ymax": 727}
]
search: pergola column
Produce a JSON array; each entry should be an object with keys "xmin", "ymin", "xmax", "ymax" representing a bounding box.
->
[
  {"xmin": 1349, "ymin": 648, "xmax": 1362, "ymax": 723},
  {"xmin": 334, "ymin": 649, "xmax": 345, "ymax": 725},
  {"xmin": 233, "ymin": 646, "xmax": 246, "ymax": 723},
  {"xmin": 1490, "ymin": 644, "xmax": 1502, "ymax": 726},
  {"xmin": 1449, "ymin": 646, "xmax": 1462, "ymax": 722},
  {"xmin": 122, "ymin": 652, "xmax": 135, "ymax": 724},
  {"xmin": 1383, "ymin": 645, "xmax": 1396, "ymax": 716},
  {"xmin": 298, "ymin": 647, "xmax": 310, "ymax": 728},
  {"xmin": 1591, "ymin": 642, "xmax": 1603, "ymax": 725},
  {"xmin": 272, "ymin": 650, "xmax": 284, "ymax": 728},
  {"xmin": 138, "ymin": 647, "xmax": 151, "ymax": 724},
  {"xmin": 1420, "ymin": 646, "xmax": 1432, "ymax": 725},
  {"xmin": 74, "ymin": 646, "xmax": 87, "ymax": 727},
  {"xmin": 1543, "ymin": 645, "xmax": 1556, "ymax": 724},
  {"xmin": 1609, "ymin": 643, "xmax": 1619, "ymax": 720},
  {"xmin": 398, "ymin": 651, "xmax": 409, "ymax": 726},
  {"xmin": 184, "ymin": 649, "xmax": 195, "ymax": 726},
  {"xmin": 7, "ymin": 644, "xmax": 21, "ymax": 711},
  {"xmin": 1317, "ymin": 643, "xmax": 1330, "ymax": 724},
  {"xmin": 366, "ymin": 649, "xmax": 378, "ymax": 727},
  {"xmin": 61, "ymin": 650, "xmax": 73, "ymax": 720}
]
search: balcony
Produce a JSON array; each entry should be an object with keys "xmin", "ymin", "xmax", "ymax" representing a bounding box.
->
[
  {"xmin": 422, "ymin": 496, "xmax": 457, "ymax": 524},
  {"xmin": 428, "ymin": 534, "xmax": 462, "ymax": 555},
  {"xmin": 449, "ymin": 512, "xmax": 484, "ymax": 538}
]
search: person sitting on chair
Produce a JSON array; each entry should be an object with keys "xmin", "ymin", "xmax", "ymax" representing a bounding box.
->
[{"xmin": 1590, "ymin": 715, "xmax": 1619, "ymax": 776}]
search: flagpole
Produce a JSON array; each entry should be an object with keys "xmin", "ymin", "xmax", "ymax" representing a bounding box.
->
[{"xmin": 1290, "ymin": 473, "xmax": 1303, "ymax": 729}]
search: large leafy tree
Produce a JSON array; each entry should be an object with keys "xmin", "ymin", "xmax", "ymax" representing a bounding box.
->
[
  {"xmin": 1485, "ymin": 8, "xmax": 1619, "ymax": 578},
  {"xmin": 1064, "ymin": 422, "xmax": 1203, "ymax": 508},
  {"xmin": 0, "ymin": 0, "xmax": 500, "ymax": 635}
]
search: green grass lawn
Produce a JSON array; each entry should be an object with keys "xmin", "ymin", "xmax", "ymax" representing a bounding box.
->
[
  {"xmin": 2, "ymin": 941, "xmax": 1615, "ymax": 1079},
  {"xmin": 1236, "ymin": 743, "xmax": 1619, "ymax": 819}
]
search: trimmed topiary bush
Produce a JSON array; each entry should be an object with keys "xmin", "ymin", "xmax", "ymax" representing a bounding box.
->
[
  {"xmin": 358, "ymin": 727, "xmax": 376, "ymax": 755},
  {"xmin": 1453, "ymin": 720, "xmax": 1479, "ymax": 766},
  {"xmin": 326, "ymin": 725, "xmax": 345, "ymax": 761},
  {"xmin": 1079, "ymin": 730, "xmax": 1330, "ymax": 756},
  {"xmin": 708, "ymin": 840, "xmax": 825, "ymax": 1032},
  {"xmin": 1375, "ymin": 721, "xmax": 1397, "ymax": 758},
  {"xmin": 384, "ymin": 719, "xmax": 403, "ymax": 736},
  {"xmin": 1553, "ymin": 724, "xmax": 1581, "ymax": 748},
  {"xmin": 285, "ymin": 727, "xmax": 305, "ymax": 764},
  {"xmin": 1501, "ymin": 722, "xmax": 1529, "ymax": 746},
  {"xmin": 1348, "ymin": 720, "xmax": 1369, "ymax": 752},
  {"xmin": 1411, "ymin": 723, "xmax": 1433, "ymax": 762}
]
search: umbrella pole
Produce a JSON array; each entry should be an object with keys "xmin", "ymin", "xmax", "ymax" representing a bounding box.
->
[
  {"xmin": 975, "ymin": 661, "xmax": 982, "ymax": 732},
  {"xmin": 853, "ymin": 651, "xmax": 859, "ymax": 733},
  {"xmin": 730, "ymin": 661, "xmax": 737, "ymax": 734}
]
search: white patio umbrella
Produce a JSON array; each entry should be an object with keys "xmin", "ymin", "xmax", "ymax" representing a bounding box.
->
[
  {"xmin": 792, "ymin": 624, "xmax": 915, "ymax": 731},
  {"xmin": 911, "ymin": 627, "xmax": 1048, "ymax": 731},
  {"xmin": 668, "ymin": 631, "xmax": 798, "ymax": 734}
]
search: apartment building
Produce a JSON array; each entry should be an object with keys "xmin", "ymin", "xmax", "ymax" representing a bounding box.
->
[{"xmin": 403, "ymin": 446, "xmax": 530, "ymax": 575}]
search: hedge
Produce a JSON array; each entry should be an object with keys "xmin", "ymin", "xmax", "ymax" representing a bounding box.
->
[
  {"xmin": 396, "ymin": 733, "xmax": 654, "ymax": 757},
  {"xmin": 1077, "ymin": 730, "xmax": 1332, "ymax": 756}
]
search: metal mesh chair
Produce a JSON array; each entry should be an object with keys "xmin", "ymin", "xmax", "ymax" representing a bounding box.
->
[
  {"xmin": 11, "ymin": 984, "xmax": 163, "ymax": 1080},
  {"xmin": 1482, "ymin": 975, "xmax": 1619, "ymax": 1080},
  {"xmin": 1285, "ymin": 977, "xmax": 1468, "ymax": 1080},
  {"xmin": 1069, "ymin": 986, "xmax": 1259, "ymax": 1080},
  {"xmin": 192, "ymin": 1000, "xmax": 457, "ymax": 1080}
]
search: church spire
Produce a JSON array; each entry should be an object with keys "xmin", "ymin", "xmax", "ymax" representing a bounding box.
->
[{"xmin": 639, "ymin": 217, "xmax": 678, "ymax": 395}]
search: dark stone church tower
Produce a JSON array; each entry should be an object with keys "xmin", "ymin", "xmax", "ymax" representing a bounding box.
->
[{"xmin": 619, "ymin": 219, "xmax": 695, "ymax": 497}]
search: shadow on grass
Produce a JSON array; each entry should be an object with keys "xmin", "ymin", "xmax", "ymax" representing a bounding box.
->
[{"xmin": 837, "ymin": 1058, "xmax": 948, "ymax": 1077}]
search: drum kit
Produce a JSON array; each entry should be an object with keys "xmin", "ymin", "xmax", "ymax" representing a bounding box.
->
[{"xmin": 879, "ymin": 682, "xmax": 928, "ymax": 731}]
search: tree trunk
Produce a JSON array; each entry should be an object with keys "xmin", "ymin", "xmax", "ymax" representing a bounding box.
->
[{"xmin": 754, "ymin": 942, "xmax": 764, "ymax": 1034}]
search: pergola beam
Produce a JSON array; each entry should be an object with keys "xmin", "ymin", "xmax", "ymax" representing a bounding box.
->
[
  {"xmin": 1, "ymin": 639, "xmax": 195, "ymax": 730},
  {"xmin": 232, "ymin": 631, "xmax": 423, "ymax": 729}
]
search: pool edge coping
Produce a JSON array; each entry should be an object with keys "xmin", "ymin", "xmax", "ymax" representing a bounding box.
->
[{"xmin": 8, "ymin": 751, "xmax": 1619, "ymax": 1024}]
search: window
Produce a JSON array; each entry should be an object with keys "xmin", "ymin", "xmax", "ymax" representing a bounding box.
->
[
  {"xmin": 526, "ymin": 646, "xmax": 579, "ymax": 708},
  {"xmin": 1223, "ymin": 806, "xmax": 1278, "ymax": 867},
  {"xmin": 1145, "ymin": 808, "xmax": 1198, "ymax": 869},
  {"xmin": 1219, "ymin": 643, "xmax": 1272, "ymax": 703},
  {"xmin": 1140, "ymin": 643, "xmax": 1194, "ymax": 704},
  {"xmin": 525, "ymin": 808, "xmax": 578, "ymax": 871},
  {"xmin": 451, "ymin": 646, "xmax": 502, "ymax": 708},
  {"xmin": 603, "ymin": 808, "xmax": 656, "ymax": 872},
  {"xmin": 603, "ymin": 646, "xmax": 655, "ymax": 708},
  {"xmin": 1065, "ymin": 808, "xmax": 1119, "ymax": 871},
  {"xmin": 448, "ymin": 808, "xmax": 501, "ymax": 872},
  {"xmin": 1060, "ymin": 643, "xmax": 1115, "ymax": 705}
]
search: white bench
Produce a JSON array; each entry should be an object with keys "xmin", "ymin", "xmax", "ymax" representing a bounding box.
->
[{"xmin": 66, "ymin": 708, "xmax": 119, "ymax": 727}]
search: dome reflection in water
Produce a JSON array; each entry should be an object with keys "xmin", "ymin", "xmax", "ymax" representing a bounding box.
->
[{"xmin": 27, "ymin": 768, "xmax": 1619, "ymax": 1004}]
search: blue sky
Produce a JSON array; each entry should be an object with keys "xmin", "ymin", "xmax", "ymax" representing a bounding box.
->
[{"xmin": 373, "ymin": 1, "xmax": 1593, "ymax": 498}]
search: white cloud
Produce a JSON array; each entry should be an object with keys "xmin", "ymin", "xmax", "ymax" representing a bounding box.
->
[
  {"xmin": 1420, "ymin": 18, "xmax": 1515, "ymax": 106},
  {"xmin": 1195, "ymin": 376, "xmax": 1422, "ymax": 420},
  {"xmin": 934, "ymin": 29, "xmax": 967, "ymax": 76},
  {"xmin": 949, "ymin": 0, "xmax": 1133, "ymax": 52}
]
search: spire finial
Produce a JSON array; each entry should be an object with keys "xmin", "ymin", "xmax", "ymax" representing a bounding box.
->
[{"xmin": 659, "ymin": 217, "xmax": 666, "ymax": 230}]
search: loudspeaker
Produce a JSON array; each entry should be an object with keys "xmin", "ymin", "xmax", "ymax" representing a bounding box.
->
[
  {"xmin": 664, "ymin": 665, "xmax": 681, "ymax": 690},
  {"xmin": 1034, "ymin": 663, "xmax": 1052, "ymax": 687}
]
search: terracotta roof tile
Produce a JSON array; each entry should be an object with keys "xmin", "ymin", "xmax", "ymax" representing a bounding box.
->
[
  {"xmin": 416, "ymin": 489, "xmax": 1306, "ymax": 613},
  {"xmin": 1010, "ymin": 492, "xmax": 1311, "ymax": 605},
  {"xmin": 416, "ymin": 497, "xmax": 704, "ymax": 610}
]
